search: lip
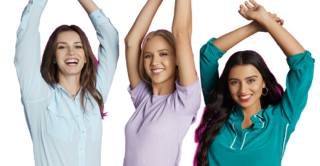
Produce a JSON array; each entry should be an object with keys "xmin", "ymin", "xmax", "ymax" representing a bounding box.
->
[
  {"xmin": 65, "ymin": 58, "xmax": 79, "ymax": 67},
  {"xmin": 239, "ymin": 94, "xmax": 251, "ymax": 96},
  {"xmin": 238, "ymin": 94, "xmax": 252, "ymax": 102},
  {"xmin": 64, "ymin": 58, "xmax": 79, "ymax": 62},
  {"xmin": 151, "ymin": 68, "xmax": 164, "ymax": 75}
]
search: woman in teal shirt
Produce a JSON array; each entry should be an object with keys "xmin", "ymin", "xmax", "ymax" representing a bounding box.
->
[{"xmin": 195, "ymin": 0, "xmax": 314, "ymax": 166}]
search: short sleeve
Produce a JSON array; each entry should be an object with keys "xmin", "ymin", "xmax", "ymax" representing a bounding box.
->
[
  {"xmin": 127, "ymin": 80, "xmax": 150, "ymax": 109},
  {"xmin": 168, "ymin": 78, "xmax": 201, "ymax": 119}
]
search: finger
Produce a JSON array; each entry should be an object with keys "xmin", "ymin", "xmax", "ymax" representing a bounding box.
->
[
  {"xmin": 239, "ymin": 4, "xmax": 248, "ymax": 12},
  {"xmin": 280, "ymin": 19, "xmax": 284, "ymax": 26},
  {"xmin": 271, "ymin": 14, "xmax": 277, "ymax": 18},
  {"xmin": 249, "ymin": 0, "xmax": 260, "ymax": 7},
  {"xmin": 245, "ymin": 1, "xmax": 253, "ymax": 10},
  {"xmin": 268, "ymin": 12, "xmax": 271, "ymax": 16},
  {"xmin": 238, "ymin": 8, "xmax": 246, "ymax": 17}
]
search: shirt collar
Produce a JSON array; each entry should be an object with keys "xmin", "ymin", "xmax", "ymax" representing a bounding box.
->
[
  {"xmin": 229, "ymin": 103, "xmax": 266, "ymax": 130},
  {"xmin": 55, "ymin": 83, "xmax": 83, "ymax": 100}
]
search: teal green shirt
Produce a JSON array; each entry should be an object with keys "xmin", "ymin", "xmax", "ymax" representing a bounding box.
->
[{"xmin": 200, "ymin": 37, "xmax": 314, "ymax": 166}]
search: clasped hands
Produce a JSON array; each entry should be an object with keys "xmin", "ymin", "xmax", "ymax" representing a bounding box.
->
[{"xmin": 237, "ymin": 0, "xmax": 284, "ymax": 33}]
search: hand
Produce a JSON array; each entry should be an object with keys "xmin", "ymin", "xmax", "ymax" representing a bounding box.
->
[
  {"xmin": 238, "ymin": 1, "xmax": 284, "ymax": 33},
  {"xmin": 238, "ymin": 0, "xmax": 268, "ymax": 21}
]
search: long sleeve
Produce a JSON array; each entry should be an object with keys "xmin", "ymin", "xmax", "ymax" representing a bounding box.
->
[
  {"xmin": 14, "ymin": 0, "xmax": 50, "ymax": 102},
  {"xmin": 200, "ymin": 37, "xmax": 226, "ymax": 105},
  {"xmin": 89, "ymin": 9, "xmax": 119, "ymax": 104},
  {"xmin": 272, "ymin": 51, "xmax": 315, "ymax": 128}
]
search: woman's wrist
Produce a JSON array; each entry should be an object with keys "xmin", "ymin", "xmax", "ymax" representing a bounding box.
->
[
  {"xmin": 246, "ymin": 22, "xmax": 260, "ymax": 34},
  {"xmin": 255, "ymin": 12, "xmax": 273, "ymax": 29}
]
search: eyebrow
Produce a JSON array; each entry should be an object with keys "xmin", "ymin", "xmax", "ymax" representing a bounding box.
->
[
  {"xmin": 144, "ymin": 49, "xmax": 169, "ymax": 54},
  {"xmin": 57, "ymin": 42, "xmax": 82, "ymax": 45},
  {"xmin": 229, "ymin": 75, "xmax": 258, "ymax": 81}
]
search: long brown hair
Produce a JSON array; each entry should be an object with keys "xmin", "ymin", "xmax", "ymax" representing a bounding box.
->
[
  {"xmin": 139, "ymin": 30, "xmax": 179, "ymax": 93},
  {"xmin": 40, "ymin": 25, "xmax": 104, "ymax": 116},
  {"xmin": 195, "ymin": 51, "xmax": 284, "ymax": 166}
]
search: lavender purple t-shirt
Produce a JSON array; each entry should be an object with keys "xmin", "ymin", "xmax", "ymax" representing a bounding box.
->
[{"xmin": 124, "ymin": 78, "xmax": 201, "ymax": 166}]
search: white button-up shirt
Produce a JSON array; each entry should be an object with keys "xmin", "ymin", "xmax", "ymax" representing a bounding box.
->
[{"xmin": 14, "ymin": 0, "xmax": 119, "ymax": 165}]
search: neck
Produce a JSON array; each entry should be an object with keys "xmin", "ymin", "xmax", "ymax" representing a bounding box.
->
[
  {"xmin": 152, "ymin": 77, "xmax": 175, "ymax": 95},
  {"xmin": 58, "ymin": 72, "xmax": 81, "ymax": 97},
  {"xmin": 242, "ymin": 101, "xmax": 262, "ymax": 119}
]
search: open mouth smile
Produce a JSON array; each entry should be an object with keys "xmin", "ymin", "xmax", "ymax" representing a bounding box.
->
[
  {"xmin": 238, "ymin": 94, "xmax": 252, "ymax": 102},
  {"xmin": 65, "ymin": 58, "xmax": 79, "ymax": 67},
  {"xmin": 152, "ymin": 69, "xmax": 164, "ymax": 75}
]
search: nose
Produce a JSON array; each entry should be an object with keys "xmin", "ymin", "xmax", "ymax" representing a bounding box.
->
[
  {"xmin": 151, "ymin": 55, "xmax": 160, "ymax": 66},
  {"xmin": 239, "ymin": 81, "xmax": 249, "ymax": 94},
  {"xmin": 68, "ymin": 47, "xmax": 76, "ymax": 56}
]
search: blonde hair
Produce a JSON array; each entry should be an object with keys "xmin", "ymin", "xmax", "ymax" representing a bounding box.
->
[{"xmin": 139, "ymin": 30, "xmax": 179, "ymax": 92}]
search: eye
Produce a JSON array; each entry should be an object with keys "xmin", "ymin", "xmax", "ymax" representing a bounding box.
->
[
  {"xmin": 144, "ymin": 55, "xmax": 152, "ymax": 58},
  {"xmin": 75, "ymin": 45, "xmax": 82, "ymax": 49},
  {"xmin": 160, "ymin": 53, "xmax": 167, "ymax": 56},
  {"xmin": 58, "ymin": 46, "xmax": 66, "ymax": 49},
  {"xmin": 248, "ymin": 79, "xmax": 255, "ymax": 83},
  {"xmin": 230, "ymin": 81, "xmax": 238, "ymax": 85}
]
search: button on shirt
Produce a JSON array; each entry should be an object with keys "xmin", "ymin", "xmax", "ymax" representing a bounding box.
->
[
  {"xmin": 14, "ymin": 1, "xmax": 119, "ymax": 166},
  {"xmin": 200, "ymin": 38, "xmax": 314, "ymax": 166}
]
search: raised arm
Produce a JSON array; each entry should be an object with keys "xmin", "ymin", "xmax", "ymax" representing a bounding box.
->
[
  {"xmin": 212, "ymin": 1, "xmax": 284, "ymax": 52},
  {"xmin": 79, "ymin": 0, "xmax": 119, "ymax": 103},
  {"xmin": 172, "ymin": 0, "xmax": 197, "ymax": 87},
  {"xmin": 125, "ymin": 0, "xmax": 163, "ymax": 89},
  {"xmin": 239, "ymin": 0, "xmax": 304, "ymax": 57},
  {"xmin": 15, "ymin": 0, "xmax": 50, "ymax": 101}
]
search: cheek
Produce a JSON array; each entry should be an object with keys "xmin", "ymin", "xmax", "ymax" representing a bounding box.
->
[
  {"xmin": 228, "ymin": 84, "xmax": 238, "ymax": 95},
  {"xmin": 144, "ymin": 59, "xmax": 151, "ymax": 71},
  {"xmin": 251, "ymin": 83, "xmax": 263, "ymax": 94}
]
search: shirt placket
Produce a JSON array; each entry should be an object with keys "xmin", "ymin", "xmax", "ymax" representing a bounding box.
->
[{"xmin": 75, "ymin": 98, "xmax": 87, "ymax": 166}]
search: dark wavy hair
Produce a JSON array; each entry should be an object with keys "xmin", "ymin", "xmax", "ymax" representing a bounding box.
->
[
  {"xmin": 195, "ymin": 51, "xmax": 284, "ymax": 166},
  {"xmin": 40, "ymin": 25, "xmax": 105, "ymax": 117}
]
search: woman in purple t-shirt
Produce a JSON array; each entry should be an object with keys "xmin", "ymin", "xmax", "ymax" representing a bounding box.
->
[{"xmin": 123, "ymin": 0, "xmax": 201, "ymax": 165}]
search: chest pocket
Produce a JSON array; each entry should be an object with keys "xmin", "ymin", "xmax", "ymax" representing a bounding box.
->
[
  {"xmin": 85, "ymin": 102, "xmax": 102, "ymax": 142},
  {"xmin": 46, "ymin": 100, "xmax": 74, "ymax": 142}
]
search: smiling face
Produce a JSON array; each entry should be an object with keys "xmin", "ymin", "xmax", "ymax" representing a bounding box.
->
[
  {"xmin": 228, "ymin": 64, "xmax": 266, "ymax": 109},
  {"xmin": 54, "ymin": 30, "xmax": 86, "ymax": 77},
  {"xmin": 143, "ymin": 35, "xmax": 176, "ymax": 85}
]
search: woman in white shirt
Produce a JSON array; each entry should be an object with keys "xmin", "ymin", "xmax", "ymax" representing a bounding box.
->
[{"xmin": 14, "ymin": 0, "xmax": 118, "ymax": 165}]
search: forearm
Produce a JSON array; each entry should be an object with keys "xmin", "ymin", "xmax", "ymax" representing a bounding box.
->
[
  {"xmin": 172, "ymin": 0, "xmax": 192, "ymax": 36},
  {"xmin": 212, "ymin": 22, "xmax": 258, "ymax": 52},
  {"xmin": 257, "ymin": 14, "xmax": 305, "ymax": 57},
  {"xmin": 125, "ymin": 0, "xmax": 163, "ymax": 47},
  {"xmin": 78, "ymin": 0, "xmax": 99, "ymax": 15}
]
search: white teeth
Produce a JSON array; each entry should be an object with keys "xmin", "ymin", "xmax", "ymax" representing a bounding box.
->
[
  {"xmin": 152, "ymin": 69, "xmax": 164, "ymax": 73},
  {"xmin": 240, "ymin": 95, "xmax": 252, "ymax": 99},
  {"xmin": 65, "ymin": 59, "xmax": 79, "ymax": 63}
]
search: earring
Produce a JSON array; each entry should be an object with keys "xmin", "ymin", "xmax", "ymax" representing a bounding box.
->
[{"xmin": 262, "ymin": 87, "xmax": 268, "ymax": 96}]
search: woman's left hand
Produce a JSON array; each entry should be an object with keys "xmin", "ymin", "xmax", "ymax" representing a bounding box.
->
[
  {"xmin": 239, "ymin": 0, "xmax": 268, "ymax": 22},
  {"xmin": 237, "ymin": 0, "xmax": 284, "ymax": 33}
]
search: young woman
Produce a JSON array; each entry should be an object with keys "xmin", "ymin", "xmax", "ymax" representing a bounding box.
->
[
  {"xmin": 124, "ymin": 0, "xmax": 200, "ymax": 165},
  {"xmin": 195, "ymin": 0, "xmax": 314, "ymax": 166},
  {"xmin": 14, "ymin": 0, "xmax": 118, "ymax": 165}
]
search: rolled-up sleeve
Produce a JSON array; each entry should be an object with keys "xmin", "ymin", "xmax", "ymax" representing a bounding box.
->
[
  {"xmin": 273, "ymin": 50, "xmax": 315, "ymax": 128},
  {"xmin": 200, "ymin": 37, "xmax": 226, "ymax": 105}
]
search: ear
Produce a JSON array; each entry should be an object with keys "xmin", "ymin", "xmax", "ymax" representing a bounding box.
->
[
  {"xmin": 262, "ymin": 80, "xmax": 266, "ymax": 88},
  {"xmin": 53, "ymin": 58, "xmax": 57, "ymax": 64}
]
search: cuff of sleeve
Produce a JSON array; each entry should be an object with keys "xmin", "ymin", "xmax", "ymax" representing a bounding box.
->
[
  {"xmin": 89, "ymin": 9, "xmax": 110, "ymax": 28},
  {"xmin": 175, "ymin": 77, "xmax": 200, "ymax": 91},
  {"xmin": 200, "ymin": 37, "xmax": 226, "ymax": 62},
  {"xmin": 287, "ymin": 50, "xmax": 314, "ymax": 70},
  {"xmin": 127, "ymin": 80, "xmax": 147, "ymax": 94}
]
